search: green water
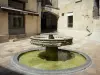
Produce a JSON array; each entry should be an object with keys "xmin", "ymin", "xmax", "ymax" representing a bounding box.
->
[{"xmin": 19, "ymin": 50, "xmax": 86, "ymax": 70}]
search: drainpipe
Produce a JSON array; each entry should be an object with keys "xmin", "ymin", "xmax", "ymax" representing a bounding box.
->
[{"xmin": 37, "ymin": 0, "xmax": 41, "ymax": 34}]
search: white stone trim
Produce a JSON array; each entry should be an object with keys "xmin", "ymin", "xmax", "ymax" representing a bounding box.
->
[{"xmin": 67, "ymin": 12, "xmax": 73, "ymax": 16}]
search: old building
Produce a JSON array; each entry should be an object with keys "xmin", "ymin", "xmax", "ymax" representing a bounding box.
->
[
  {"xmin": 0, "ymin": 0, "xmax": 41, "ymax": 42},
  {"xmin": 58, "ymin": 0, "xmax": 100, "ymax": 41},
  {"xmin": 41, "ymin": 0, "xmax": 59, "ymax": 33},
  {"xmin": 0, "ymin": 0, "xmax": 59, "ymax": 42}
]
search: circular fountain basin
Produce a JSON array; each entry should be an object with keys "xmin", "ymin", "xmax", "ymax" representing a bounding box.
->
[
  {"xmin": 11, "ymin": 48, "xmax": 92, "ymax": 75},
  {"xmin": 11, "ymin": 34, "xmax": 91, "ymax": 75}
]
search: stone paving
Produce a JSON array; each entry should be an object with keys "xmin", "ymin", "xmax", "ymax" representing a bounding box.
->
[{"xmin": 0, "ymin": 37, "xmax": 100, "ymax": 75}]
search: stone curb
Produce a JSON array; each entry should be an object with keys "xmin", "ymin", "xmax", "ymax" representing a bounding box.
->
[{"xmin": 11, "ymin": 48, "xmax": 92, "ymax": 75}]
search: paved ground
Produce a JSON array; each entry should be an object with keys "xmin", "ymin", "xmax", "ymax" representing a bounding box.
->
[{"xmin": 0, "ymin": 37, "xmax": 100, "ymax": 75}]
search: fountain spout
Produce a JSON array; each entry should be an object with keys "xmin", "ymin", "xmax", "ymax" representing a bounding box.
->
[{"xmin": 49, "ymin": 34, "xmax": 54, "ymax": 39}]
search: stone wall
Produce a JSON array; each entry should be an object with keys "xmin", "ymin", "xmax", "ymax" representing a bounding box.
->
[
  {"xmin": 25, "ymin": 15, "xmax": 39, "ymax": 36},
  {"xmin": 58, "ymin": 0, "xmax": 95, "ymax": 39}
]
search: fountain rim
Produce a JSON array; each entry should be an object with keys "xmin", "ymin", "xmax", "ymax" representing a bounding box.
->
[
  {"xmin": 11, "ymin": 47, "xmax": 92, "ymax": 74},
  {"xmin": 30, "ymin": 35, "xmax": 73, "ymax": 41}
]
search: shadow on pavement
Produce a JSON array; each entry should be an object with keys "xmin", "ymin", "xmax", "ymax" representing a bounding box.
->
[{"xmin": 0, "ymin": 66, "xmax": 23, "ymax": 75}]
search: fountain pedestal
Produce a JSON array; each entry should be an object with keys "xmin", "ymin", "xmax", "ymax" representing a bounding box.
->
[
  {"xmin": 45, "ymin": 35, "xmax": 58, "ymax": 61},
  {"xmin": 45, "ymin": 47, "xmax": 58, "ymax": 61}
]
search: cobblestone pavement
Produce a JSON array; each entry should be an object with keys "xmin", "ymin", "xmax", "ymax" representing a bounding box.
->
[{"xmin": 0, "ymin": 37, "xmax": 100, "ymax": 75}]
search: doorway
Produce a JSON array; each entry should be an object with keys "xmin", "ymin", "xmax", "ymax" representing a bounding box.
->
[{"xmin": 41, "ymin": 12, "xmax": 58, "ymax": 33}]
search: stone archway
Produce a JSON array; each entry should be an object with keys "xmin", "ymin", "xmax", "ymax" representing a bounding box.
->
[{"xmin": 41, "ymin": 12, "xmax": 58, "ymax": 33}]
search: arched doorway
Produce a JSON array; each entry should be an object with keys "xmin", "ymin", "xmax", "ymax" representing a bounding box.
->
[{"xmin": 41, "ymin": 12, "xmax": 58, "ymax": 33}]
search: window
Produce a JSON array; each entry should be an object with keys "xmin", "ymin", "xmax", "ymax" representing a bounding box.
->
[
  {"xmin": 9, "ymin": 14, "xmax": 24, "ymax": 29},
  {"xmin": 68, "ymin": 16, "xmax": 73, "ymax": 28},
  {"xmin": 13, "ymin": 16, "xmax": 24, "ymax": 28}
]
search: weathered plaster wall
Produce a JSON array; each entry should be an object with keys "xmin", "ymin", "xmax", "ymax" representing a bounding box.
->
[
  {"xmin": 25, "ymin": 0, "xmax": 41, "ymax": 36},
  {"xmin": 37, "ymin": 2, "xmax": 41, "ymax": 34},
  {"xmin": 73, "ymin": 0, "xmax": 94, "ymax": 31},
  {"xmin": 25, "ymin": 15, "xmax": 39, "ymax": 36},
  {"xmin": 58, "ymin": 0, "xmax": 94, "ymax": 39},
  {"xmin": 0, "ymin": 0, "xmax": 9, "ymax": 42},
  {"xmin": 90, "ymin": 17, "xmax": 100, "ymax": 42},
  {"xmin": 0, "ymin": 12, "xmax": 8, "ymax": 35},
  {"xmin": 0, "ymin": 12, "xmax": 9, "ymax": 42},
  {"xmin": 0, "ymin": 0, "xmax": 8, "ymax": 6},
  {"xmin": 0, "ymin": 0, "xmax": 8, "ymax": 35},
  {"xmin": 25, "ymin": 0, "xmax": 37, "ymax": 12}
]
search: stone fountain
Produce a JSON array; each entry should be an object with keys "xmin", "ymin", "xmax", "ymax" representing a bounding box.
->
[
  {"xmin": 11, "ymin": 34, "xmax": 92, "ymax": 75},
  {"xmin": 31, "ymin": 34, "xmax": 73, "ymax": 61}
]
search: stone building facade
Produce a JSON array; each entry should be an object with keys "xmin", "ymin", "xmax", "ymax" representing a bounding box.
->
[
  {"xmin": 41, "ymin": 0, "xmax": 59, "ymax": 32},
  {"xmin": 58, "ymin": 0, "xmax": 100, "ymax": 41},
  {"xmin": 0, "ymin": 0, "xmax": 41, "ymax": 42}
]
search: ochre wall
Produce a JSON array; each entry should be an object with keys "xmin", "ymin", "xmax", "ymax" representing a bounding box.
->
[
  {"xmin": 0, "ymin": 12, "xmax": 8, "ymax": 35},
  {"xmin": 25, "ymin": 0, "xmax": 37, "ymax": 12},
  {"xmin": 25, "ymin": 15, "xmax": 39, "ymax": 36},
  {"xmin": 0, "ymin": 0, "xmax": 8, "ymax": 36},
  {"xmin": 0, "ymin": 12, "xmax": 9, "ymax": 42},
  {"xmin": 25, "ymin": 0, "xmax": 41, "ymax": 36}
]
